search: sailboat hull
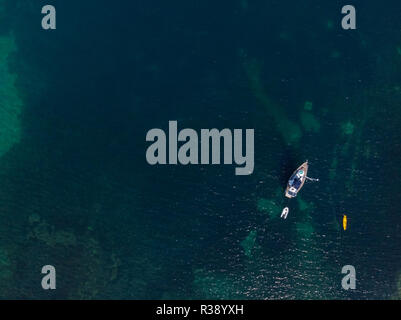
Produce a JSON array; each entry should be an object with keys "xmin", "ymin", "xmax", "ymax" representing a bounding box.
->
[{"xmin": 285, "ymin": 161, "xmax": 309, "ymax": 198}]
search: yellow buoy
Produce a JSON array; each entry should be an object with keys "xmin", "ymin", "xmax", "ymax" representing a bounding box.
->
[{"xmin": 343, "ymin": 215, "xmax": 347, "ymax": 231}]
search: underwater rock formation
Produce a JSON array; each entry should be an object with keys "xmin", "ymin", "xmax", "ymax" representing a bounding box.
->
[
  {"xmin": 0, "ymin": 33, "xmax": 22, "ymax": 158},
  {"xmin": 26, "ymin": 214, "xmax": 120, "ymax": 299},
  {"xmin": 257, "ymin": 198, "xmax": 281, "ymax": 219},
  {"xmin": 244, "ymin": 59, "xmax": 302, "ymax": 146},
  {"xmin": 0, "ymin": 247, "xmax": 13, "ymax": 282},
  {"xmin": 341, "ymin": 121, "xmax": 355, "ymax": 135},
  {"xmin": 28, "ymin": 214, "xmax": 77, "ymax": 247},
  {"xmin": 304, "ymin": 101, "xmax": 313, "ymax": 111},
  {"xmin": 300, "ymin": 101, "xmax": 320, "ymax": 133},
  {"xmin": 394, "ymin": 272, "xmax": 401, "ymax": 299},
  {"xmin": 294, "ymin": 196, "xmax": 316, "ymax": 238},
  {"xmin": 69, "ymin": 236, "xmax": 107, "ymax": 299},
  {"xmin": 192, "ymin": 268, "xmax": 244, "ymax": 299},
  {"xmin": 295, "ymin": 221, "xmax": 315, "ymax": 238},
  {"xmin": 296, "ymin": 195, "xmax": 315, "ymax": 212},
  {"xmin": 300, "ymin": 111, "xmax": 320, "ymax": 133},
  {"xmin": 240, "ymin": 230, "xmax": 257, "ymax": 258}
]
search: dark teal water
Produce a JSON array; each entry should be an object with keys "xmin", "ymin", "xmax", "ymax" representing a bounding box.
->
[{"xmin": 0, "ymin": 0, "xmax": 401, "ymax": 299}]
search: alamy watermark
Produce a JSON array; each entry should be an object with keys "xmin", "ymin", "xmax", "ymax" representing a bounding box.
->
[
  {"xmin": 146, "ymin": 121, "xmax": 254, "ymax": 175},
  {"xmin": 341, "ymin": 265, "xmax": 356, "ymax": 290},
  {"xmin": 41, "ymin": 5, "xmax": 56, "ymax": 30},
  {"xmin": 40, "ymin": 4, "xmax": 355, "ymax": 31},
  {"xmin": 41, "ymin": 265, "xmax": 56, "ymax": 290}
]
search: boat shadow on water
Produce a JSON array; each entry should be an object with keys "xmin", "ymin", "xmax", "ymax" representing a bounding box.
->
[{"xmin": 279, "ymin": 150, "xmax": 300, "ymax": 191}]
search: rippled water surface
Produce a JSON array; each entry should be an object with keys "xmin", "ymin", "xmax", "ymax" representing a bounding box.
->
[{"xmin": 0, "ymin": 0, "xmax": 400, "ymax": 299}]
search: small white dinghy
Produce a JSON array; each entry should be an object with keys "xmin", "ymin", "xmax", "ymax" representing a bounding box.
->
[{"xmin": 281, "ymin": 207, "xmax": 289, "ymax": 219}]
